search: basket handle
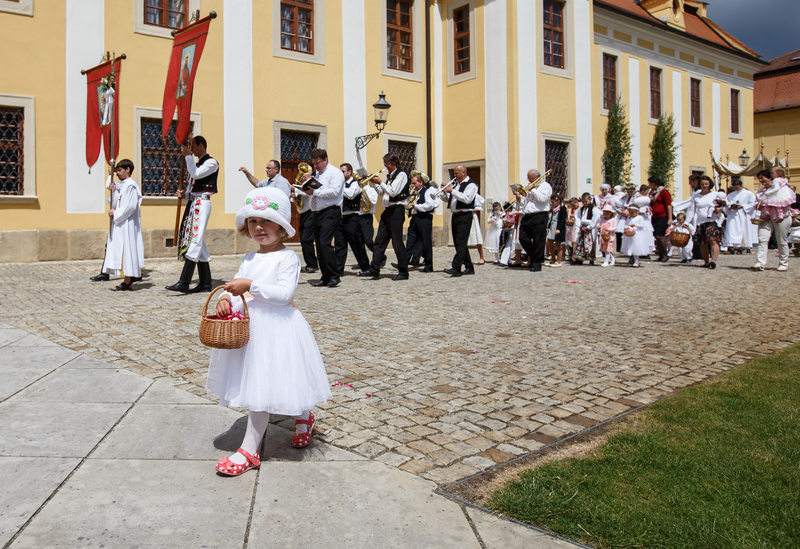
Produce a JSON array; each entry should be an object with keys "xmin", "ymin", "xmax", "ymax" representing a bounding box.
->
[{"xmin": 201, "ymin": 285, "xmax": 250, "ymax": 320}]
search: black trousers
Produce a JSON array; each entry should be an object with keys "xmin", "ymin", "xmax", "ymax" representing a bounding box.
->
[
  {"xmin": 406, "ymin": 214, "xmax": 433, "ymax": 268},
  {"xmin": 359, "ymin": 214, "xmax": 375, "ymax": 252},
  {"xmin": 299, "ymin": 209, "xmax": 318, "ymax": 270},
  {"xmin": 451, "ymin": 211, "xmax": 473, "ymax": 271},
  {"xmin": 313, "ymin": 206, "xmax": 342, "ymax": 281},
  {"xmin": 370, "ymin": 205, "xmax": 408, "ymax": 273},
  {"xmin": 519, "ymin": 211, "xmax": 549, "ymax": 269},
  {"xmin": 335, "ymin": 213, "xmax": 370, "ymax": 272}
]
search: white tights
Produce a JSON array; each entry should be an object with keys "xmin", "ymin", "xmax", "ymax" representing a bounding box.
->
[{"xmin": 228, "ymin": 409, "xmax": 311, "ymax": 465}]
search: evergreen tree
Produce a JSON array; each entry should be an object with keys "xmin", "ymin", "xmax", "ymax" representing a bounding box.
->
[
  {"xmin": 648, "ymin": 113, "xmax": 679, "ymax": 189},
  {"xmin": 603, "ymin": 98, "xmax": 633, "ymax": 187}
]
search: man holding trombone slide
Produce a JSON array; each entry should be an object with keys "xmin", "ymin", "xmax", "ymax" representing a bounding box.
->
[{"xmin": 517, "ymin": 168, "xmax": 553, "ymax": 272}]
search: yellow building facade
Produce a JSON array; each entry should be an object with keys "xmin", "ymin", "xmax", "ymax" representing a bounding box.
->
[{"xmin": 0, "ymin": 0, "xmax": 762, "ymax": 262}]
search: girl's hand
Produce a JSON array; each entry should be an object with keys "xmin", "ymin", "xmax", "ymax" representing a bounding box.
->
[
  {"xmin": 216, "ymin": 298, "xmax": 232, "ymax": 317},
  {"xmin": 555, "ymin": 230, "xmax": 560, "ymax": 235},
  {"xmin": 224, "ymin": 278, "xmax": 253, "ymax": 296}
]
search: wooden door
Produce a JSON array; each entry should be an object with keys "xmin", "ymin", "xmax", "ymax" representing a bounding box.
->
[{"xmin": 282, "ymin": 163, "xmax": 301, "ymax": 242}]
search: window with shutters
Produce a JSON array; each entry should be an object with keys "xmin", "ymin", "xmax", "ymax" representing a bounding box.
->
[
  {"xmin": 387, "ymin": 0, "xmax": 413, "ymax": 72},
  {"xmin": 446, "ymin": 1, "xmax": 476, "ymax": 85},
  {"xmin": 0, "ymin": 106, "xmax": 24, "ymax": 196},
  {"xmin": 453, "ymin": 5, "xmax": 470, "ymax": 75},
  {"xmin": 140, "ymin": 117, "xmax": 194, "ymax": 196},
  {"xmin": 281, "ymin": 0, "xmax": 314, "ymax": 55},
  {"xmin": 543, "ymin": 0, "xmax": 564, "ymax": 69}
]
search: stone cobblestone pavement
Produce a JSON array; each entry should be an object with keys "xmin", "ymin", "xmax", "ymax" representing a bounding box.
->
[{"xmin": 2, "ymin": 247, "xmax": 798, "ymax": 485}]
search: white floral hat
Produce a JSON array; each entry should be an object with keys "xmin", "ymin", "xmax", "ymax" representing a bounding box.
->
[
  {"xmin": 235, "ymin": 187, "xmax": 296, "ymax": 238},
  {"xmin": 602, "ymin": 204, "xmax": 615, "ymax": 212}
]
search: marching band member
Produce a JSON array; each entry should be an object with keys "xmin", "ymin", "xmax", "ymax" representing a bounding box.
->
[
  {"xmin": 360, "ymin": 153, "xmax": 410, "ymax": 280},
  {"xmin": 518, "ymin": 168, "xmax": 553, "ymax": 272},
  {"xmin": 335, "ymin": 163, "xmax": 371, "ymax": 274},
  {"xmin": 239, "ymin": 159, "xmax": 292, "ymax": 197},
  {"xmin": 443, "ymin": 165, "xmax": 478, "ymax": 277},
  {"xmin": 404, "ymin": 174, "xmax": 440, "ymax": 272},
  {"xmin": 359, "ymin": 176, "xmax": 379, "ymax": 253},
  {"xmin": 302, "ymin": 149, "xmax": 344, "ymax": 287},
  {"xmin": 292, "ymin": 183, "xmax": 318, "ymax": 274}
]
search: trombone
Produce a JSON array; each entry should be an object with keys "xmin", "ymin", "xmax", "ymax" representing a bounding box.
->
[{"xmin": 518, "ymin": 169, "xmax": 552, "ymax": 197}]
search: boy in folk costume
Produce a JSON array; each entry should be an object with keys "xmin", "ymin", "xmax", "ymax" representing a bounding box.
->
[{"xmin": 101, "ymin": 159, "xmax": 144, "ymax": 291}]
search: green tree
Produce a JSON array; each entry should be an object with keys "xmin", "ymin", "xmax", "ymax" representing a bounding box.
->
[
  {"xmin": 648, "ymin": 113, "xmax": 679, "ymax": 189},
  {"xmin": 603, "ymin": 98, "xmax": 633, "ymax": 187}
]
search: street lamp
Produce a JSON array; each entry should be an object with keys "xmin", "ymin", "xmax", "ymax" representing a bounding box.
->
[
  {"xmin": 355, "ymin": 92, "xmax": 392, "ymax": 150},
  {"xmin": 738, "ymin": 149, "xmax": 750, "ymax": 167}
]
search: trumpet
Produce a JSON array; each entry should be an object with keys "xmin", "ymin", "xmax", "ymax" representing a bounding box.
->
[
  {"xmin": 518, "ymin": 169, "xmax": 552, "ymax": 197},
  {"xmin": 432, "ymin": 177, "xmax": 457, "ymax": 199},
  {"xmin": 293, "ymin": 162, "xmax": 312, "ymax": 209}
]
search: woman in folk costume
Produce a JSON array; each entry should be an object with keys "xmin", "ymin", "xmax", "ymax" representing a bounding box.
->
[
  {"xmin": 485, "ymin": 201, "xmax": 505, "ymax": 264},
  {"xmin": 468, "ymin": 193, "xmax": 486, "ymax": 264},
  {"xmin": 101, "ymin": 159, "xmax": 144, "ymax": 291},
  {"xmin": 595, "ymin": 183, "xmax": 615, "ymax": 209},
  {"xmin": 723, "ymin": 179, "xmax": 756, "ymax": 252},
  {"xmin": 572, "ymin": 192, "xmax": 601, "ymax": 265},
  {"xmin": 564, "ymin": 196, "xmax": 581, "ymax": 259},
  {"xmin": 597, "ymin": 204, "xmax": 618, "ymax": 266},
  {"xmin": 751, "ymin": 168, "xmax": 795, "ymax": 271},
  {"xmin": 621, "ymin": 204, "xmax": 653, "ymax": 267}
]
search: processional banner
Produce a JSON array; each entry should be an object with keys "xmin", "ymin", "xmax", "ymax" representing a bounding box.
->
[{"xmin": 84, "ymin": 58, "xmax": 122, "ymax": 168}]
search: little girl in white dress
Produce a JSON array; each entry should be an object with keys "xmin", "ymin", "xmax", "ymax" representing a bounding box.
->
[
  {"xmin": 207, "ymin": 187, "xmax": 332, "ymax": 476},
  {"xmin": 621, "ymin": 204, "xmax": 653, "ymax": 267}
]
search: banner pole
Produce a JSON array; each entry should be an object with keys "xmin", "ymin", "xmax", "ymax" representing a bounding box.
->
[
  {"xmin": 172, "ymin": 148, "xmax": 186, "ymax": 250},
  {"xmin": 108, "ymin": 52, "xmax": 117, "ymax": 238}
]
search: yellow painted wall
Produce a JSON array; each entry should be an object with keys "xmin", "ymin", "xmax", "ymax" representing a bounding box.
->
[{"xmin": 755, "ymin": 107, "xmax": 800, "ymax": 180}]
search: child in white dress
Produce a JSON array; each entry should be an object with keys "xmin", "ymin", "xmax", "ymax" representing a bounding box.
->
[
  {"xmin": 669, "ymin": 211, "xmax": 695, "ymax": 263},
  {"xmin": 621, "ymin": 204, "xmax": 653, "ymax": 267},
  {"xmin": 485, "ymin": 201, "xmax": 504, "ymax": 263},
  {"xmin": 207, "ymin": 187, "xmax": 332, "ymax": 476}
]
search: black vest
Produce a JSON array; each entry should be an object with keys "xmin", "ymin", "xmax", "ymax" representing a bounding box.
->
[
  {"xmin": 387, "ymin": 169, "xmax": 411, "ymax": 203},
  {"xmin": 455, "ymin": 179, "xmax": 476, "ymax": 210},
  {"xmin": 193, "ymin": 154, "xmax": 218, "ymax": 193},
  {"xmin": 417, "ymin": 184, "xmax": 430, "ymax": 205},
  {"xmin": 342, "ymin": 179, "xmax": 361, "ymax": 212}
]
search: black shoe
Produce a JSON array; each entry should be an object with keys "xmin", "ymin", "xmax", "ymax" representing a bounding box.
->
[
  {"xmin": 681, "ymin": 259, "xmax": 689, "ymax": 263},
  {"xmin": 90, "ymin": 273, "xmax": 109, "ymax": 282},
  {"xmin": 529, "ymin": 263, "xmax": 542, "ymax": 272},
  {"xmin": 408, "ymin": 262, "xmax": 420, "ymax": 268},
  {"xmin": 709, "ymin": 262, "xmax": 717, "ymax": 269},
  {"xmin": 327, "ymin": 278, "xmax": 340, "ymax": 287},
  {"xmin": 359, "ymin": 269, "xmax": 379, "ymax": 279},
  {"xmin": 130, "ymin": 276, "xmax": 142, "ymax": 283},
  {"xmin": 659, "ymin": 256, "xmax": 669, "ymax": 263},
  {"xmin": 188, "ymin": 261, "xmax": 212, "ymax": 293},
  {"xmin": 310, "ymin": 279, "xmax": 330, "ymax": 287},
  {"xmin": 302, "ymin": 267, "xmax": 318, "ymax": 274},
  {"xmin": 392, "ymin": 273, "xmax": 409, "ymax": 281},
  {"xmin": 167, "ymin": 260, "xmax": 196, "ymax": 292},
  {"xmin": 420, "ymin": 267, "xmax": 433, "ymax": 273},
  {"xmin": 187, "ymin": 283, "xmax": 212, "ymax": 293},
  {"xmin": 165, "ymin": 282, "xmax": 191, "ymax": 292},
  {"xmin": 444, "ymin": 268, "xmax": 462, "ymax": 277},
  {"xmin": 462, "ymin": 268, "xmax": 475, "ymax": 275},
  {"xmin": 589, "ymin": 260, "xmax": 595, "ymax": 266},
  {"xmin": 391, "ymin": 262, "xmax": 400, "ymax": 270}
]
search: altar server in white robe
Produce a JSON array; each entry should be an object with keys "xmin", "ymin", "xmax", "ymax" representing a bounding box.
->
[
  {"xmin": 102, "ymin": 159, "xmax": 144, "ymax": 291},
  {"xmin": 723, "ymin": 180, "xmax": 756, "ymax": 251}
]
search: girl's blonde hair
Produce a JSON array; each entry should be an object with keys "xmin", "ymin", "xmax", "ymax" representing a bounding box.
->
[
  {"xmin": 772, "ymin": 166, "xmax": 787, "ymax": 178},
  {"xmin": 238, "ymin": 218, "xmax": 288, "ymax": 240}
]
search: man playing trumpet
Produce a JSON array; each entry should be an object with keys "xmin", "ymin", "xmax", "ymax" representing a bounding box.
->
[{"xmin": 518, "ymin": 169, "xmax": 553, "ymax": 272}]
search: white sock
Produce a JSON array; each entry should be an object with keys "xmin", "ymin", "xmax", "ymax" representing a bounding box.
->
[
  {"xmin": 633, "ymin": 255, "xmax": 639, "ymax": 265},
  {"xmin": 294, "ymin": 410, "xmax": 311, "ymax": 434},
  {"xmin": 230, "ymin": 410, "xmax": 270, "ymax": 465}
]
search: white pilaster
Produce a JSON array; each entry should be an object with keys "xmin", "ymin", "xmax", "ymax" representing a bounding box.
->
[
  {"xmin": 484, "ymin": 0, "xmax": 509, "ymax": 205},
  {"xmin": 712, "ymin": 81, "xmax": 721, "ymax": 182},
  {"xmin": 65, "ymin": 0, "xmax": 104, "ymax": 213},
  {"xmin": 517, "ymin": 0, "xmax": 537, "ymax": 183},
  {"xmin": 574, "ymin": 0, "xmax": 593, "ymax": 195},
  {"xmin": 223, "ymin": 0, "xmax": 254, "ymax": 213},
  {"xmin": 342, "ymin": 0, "xmax": 367, "ymax": 169},
  {"xmin": 628, "ymin": 57, "xmax": 640, "ymax": 188},
  {"xmin": 672, "ymin": 71, "xmax": 683, "ymax": 199},
  {"xmin": 434, "ymin": 2, "xmax": 444, "ymax": 187}
]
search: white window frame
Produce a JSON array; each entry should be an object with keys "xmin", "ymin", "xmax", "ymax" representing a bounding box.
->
[
  {"xmin": 647, "ymin": 62, "xmax": 665, "ymax": 125},
  {"xmin": 446, "ymin": 0, "xmax": 476, "ymax": 85},
  {"xmin": 539, "ymin": 132, "xmax": 576, "ymax": 198},
  {"xmin": 134, "ymin": 106, "xmax": 202, "ymax": 205},
  {"xmin": 0, "ymin": 94, "xmax": 36, "ymax": 203},
  {"xmin": 538, "ymin": 0, "xmax": 573, "ymax": 79},
  {"xmin": 272, "ymin": 120, "xmax": 328, "ymax": 160},
  {"xmin": 0, "ymin": 0, "xmax": 32, "ymax": 16},
  {"xmin": 273, "ymin": 0, "xmax": 326, "ymax": 66},
  {"xmin": 728, "ymin": 85, "xmax": 743, "ymax": 140},
  {"xmin": 134, "ymin": 0, "xmax": 201, "ymax": 39},
  {"xmin": 598, "ymin": 46, "xmax": 621, "ymax": 117},
  {"xmin": 688, "ymin": 74, "xmax": 705, "ymax": 134},
  {"xmin": 382, "ymin": 132, "xmax": 426, "ymax": 174},
  {"xmin": 381, "ymin": 0, "xmax": 423, "ymax": 82}
]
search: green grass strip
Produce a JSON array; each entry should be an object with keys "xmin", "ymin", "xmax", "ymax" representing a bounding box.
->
[{"xmin": 487, "ymin": 344, "xmax": 800, "ymax": 549}]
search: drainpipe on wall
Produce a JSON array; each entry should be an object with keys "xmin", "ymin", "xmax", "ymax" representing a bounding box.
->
[{"xmin": 425, "ymin": 0, "xmax": 433, "ymax": 177}]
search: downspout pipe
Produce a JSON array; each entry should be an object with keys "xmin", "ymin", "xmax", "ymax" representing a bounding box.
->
[{"xmin": 425, "ymin": 0, "xmax": 433, "ymax": 177}]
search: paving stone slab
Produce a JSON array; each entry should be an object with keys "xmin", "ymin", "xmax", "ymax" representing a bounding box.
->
[
  {"xmin": 0, "ymin": 369, "xmax": 57, "ymax": 402},
  {"xmin": 9, "ymin": 459, "xmax": 255, "ymax": 549},
  {"xmin": 0, "ymin": 328, "xmax": 27, "ymax": 347},
  {"xmin": 250, "ymin": 460, "xmax": 482, "ymax": 549},
  {"xmin": 11, "ymin": 368, "xmax": 151, "ymax": 404},
  {"xmin": 61, "ymin": 355, "xmax": 119, "ymax": 369},
  {"xmin": 261, "ymin": 422, "xmax": 366, "ymax": 462},
  {"xmin": 0, "ymin": 346, "xmax": 80, "ymax": 371},
  {"xmin": 138, "ymin": 379, "xmax": 212, "ymax": 404},
  {"xmin": 0, "ymin": 401, "xmax": 130, "ymax": 458},
  {"xmin": 466, "ymin": 507, "xmax": 583, "ymax": 549},
  {"xmin": 0, "ymin": 456, "xmax": 81, "ymax": 547},
  {"xmin": 8, "ymin": 334, "xmax": 59, "ymax": 347}
]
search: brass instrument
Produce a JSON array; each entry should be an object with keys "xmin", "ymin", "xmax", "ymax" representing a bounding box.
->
[
  {"xmin": 432, "ymin": 177, "xmax": 457, "ymax": 199},
  {"xmin": 406, "ymin": 170, "xmax": 429, "ymax": 212},
  {"xmin": 293, "ymin": 162, "xmax": 312, "ymax": 209},
  {"xmin": 355, "ymin": 169, "xmax": 385, "ymax": 213},
  {"xmin": 518, "ymin": 169, "xmax": 552, "ymax": 197}
]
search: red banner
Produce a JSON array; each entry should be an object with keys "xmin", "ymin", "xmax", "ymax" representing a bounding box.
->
[
  {"xmin": 161, "ymin": 15, "xmax": 214, "ymax": 143},
  {"xmin": 85, "ymin": 59, "xmax": 122, "ymax": 168}
]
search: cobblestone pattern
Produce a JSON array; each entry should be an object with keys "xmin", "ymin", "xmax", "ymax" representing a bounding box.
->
[{"xmin": 2, "ymin": 247, "xmax": 798, "ymax": 485}]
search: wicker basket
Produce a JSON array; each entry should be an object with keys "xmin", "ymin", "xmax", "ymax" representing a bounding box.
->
[
  {"xmin": 199, "ymin": 286, "xmax": 250, "ymax": 350},
  {"xmin": 623, "ymin": 227, "xmax": 636, "ymax": 237},
  {"xmin": 565, "ymin": 216, "xmax": 576, "ymax": 227},
  {"xmin": 669, "ymin": 231, "xmax": 691, "ymax": 248},
  {"xmin": 601, "ymin": 231, "xmax": 612, "ymax": 241},
  {"xmin": 750, "ymin": 217, "xmax": 764, "ymax": 226}
]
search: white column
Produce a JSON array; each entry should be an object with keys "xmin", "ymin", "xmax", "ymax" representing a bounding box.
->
[
  {"xmin": 342, "ymin": 0, "xmax": 367, "ymax": 169},
  {"xmin": 574, "ymin": 0, "xmax": 593, "ymax": 195},
  {"xmin": 712, "ymin": 81, "xmax": 721, "ymax": 183},
  {"xmin": 517, "ymin": 0, "xmax": 537, "ymax": 183},
  {"xmin": 65, "ymin": 0, "xmax": 104, "ymax": 213},
  {"xmin": 672, "ymin": 71, "xmax": 683, "ymax": 199},
  {"xmin": 433, "ymin": 1, "xmax": 444, "ymax": 187},
  {"xmin": 223, "ymin": 0, "xmax": 254, "ymax": 213},
  {"xmin": 484, "ymin": 0, "xmax": 509, "ymax": 205},
  {"xmin": 628, "ymin": 58, "xmax": 640, "ymax": 188}
]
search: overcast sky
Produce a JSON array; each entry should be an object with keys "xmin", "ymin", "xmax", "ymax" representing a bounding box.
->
[{"xmin": 705, "ymin": 0, "xmax": 800, "ymax": 61}]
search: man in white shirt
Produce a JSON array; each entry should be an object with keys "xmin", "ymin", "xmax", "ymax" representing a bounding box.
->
[
  {"xmin": 360, "ymin": 153, "xmax": 411, "ymax": 281},
  {"xmin": 359, "ymin": 177, "xmax": 379, "ymax": 252},
  {"xmin": 239, "ymin": 159, "xmax": 292, "ymax": 197},
  {"xmin": 301, "ymin": 148, "xmax": 345, "ymax": 287},
  {"xmin": 404, "ymin": 174, "xmax": 440, "ymax": 272},
  {"xmin": 518, "ymin": 168, "xmax": 552, "ymax": 272},
  {"xmin": 335, "ymin": 163, "xmax": 371, "ymax": 274},
  {"xmin": 443, "ymin": 165, "xmax": 478, "ymax": 277},
  {"xmin": 292, "ymin": 185, "xmax": 318, "ymax": 273}
]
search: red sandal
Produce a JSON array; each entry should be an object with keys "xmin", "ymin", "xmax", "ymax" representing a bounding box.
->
[
  {"xmin": 292, "ymin": 412, "xmax": 316, "ymax": 448},
  {"xmin": 216, "ymin": 448, "xmax": 260, "ymax": 476}
]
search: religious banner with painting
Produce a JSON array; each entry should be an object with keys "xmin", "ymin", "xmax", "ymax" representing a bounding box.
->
[
  {"xmin": 161, "ymin": 13, "xmax": 215, "ymax": 143},
  {"xmin": 84, "ymin": 57, "xmax": 122, "ymax": 168}
]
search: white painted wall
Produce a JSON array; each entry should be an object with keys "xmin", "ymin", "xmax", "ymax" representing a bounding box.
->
[
  {"xmin": 342, "ymin": 0, "xmax": 367, "ymax": 170},
  {"xmin": 712, "ymin": 81, "xmax": 721, "ymax": 185},
  {"xmin": 517, "ymin": 0, "xmax": 537, "ymax": 183},
  {"xmin": 223, "ymin": 0, "xmax": 254, "ymax": 214},
  {"xmin": 483, "ymin": 0, "xmax": 509, "ymax": 206},
  {"xmin": 628, "ymin": 57, "xmax": 640, "ymax": 188},
  {"xmin": 672, "ymin": 71, "xmax": 683, "ymax": 199},
  {"xmin": 65, "ymin": 0, "xmax": 104, "ymax": 213},
  {"xmin": 574, "ymin": 0, "xmax": 593, "ymax": 195},
  {"xmin": 433, "ymin": 1, "xmax": 443, "ymax": 188}
]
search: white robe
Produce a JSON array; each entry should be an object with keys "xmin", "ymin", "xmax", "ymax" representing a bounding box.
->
[
  {"xmin": 102, "ymin": 177, "xmax": 144, "ymax": 277},
  {"xmin": 723, "ymin": 188, "xmax": 756, "ymax": 248}
]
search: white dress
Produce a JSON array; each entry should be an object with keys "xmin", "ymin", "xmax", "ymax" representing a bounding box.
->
[
  {"xmin": 484, "ymin": 213, "xmax": 503, "ymax": 254},
  {"xmin": 206, "ymin": 249, "xmax": 332, "ymax": 415},
  {"xmin": 102, "ymin": 177, "xmax": 144, "ymax": 278},
  {"xmin": 468, "ymin": 194, "xmax": 485, "ymax": 246},
  {"xmin": 622, "ymin": 216, "xmax": 654, "ymax": 256}
]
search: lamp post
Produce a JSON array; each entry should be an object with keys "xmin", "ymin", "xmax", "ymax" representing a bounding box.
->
[
  {"xmin": 355, "ymin": 92, "xmax": 391, "ymax": 151},
  {"xmin": 738, "ymin": 149, "xmax": 750, "ymax": 167}
]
